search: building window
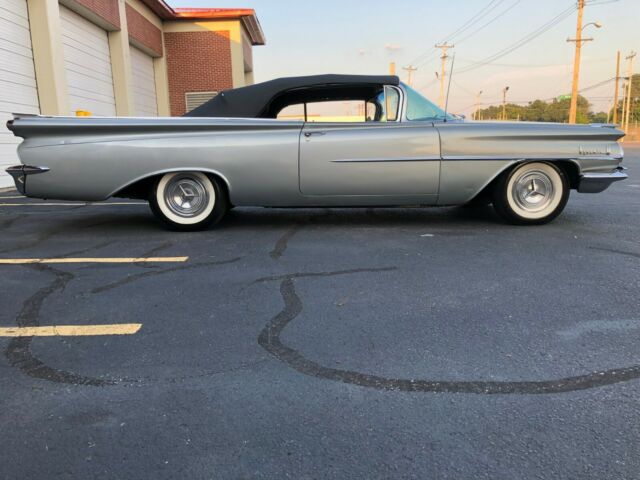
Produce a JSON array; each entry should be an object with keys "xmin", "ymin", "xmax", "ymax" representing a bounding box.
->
[{"xmin": 185, "ymin": 91, "xmax": 218, "ymax": 112}]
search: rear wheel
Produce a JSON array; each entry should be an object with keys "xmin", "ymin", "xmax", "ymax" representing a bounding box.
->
[
  {"xmin": 149, "ymin": 172, "xmax": 228, "ymax": 231},
  {"xmin": 492, "ymin": 162, "xmax": 569, "ymax": 225}
]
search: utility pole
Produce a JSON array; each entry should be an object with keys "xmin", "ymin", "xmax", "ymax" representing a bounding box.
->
[
  {"xmin": 623, "ymin": 51, "xmax": 636, "ymax": 133},
  {"xmin": 435, "ymin": 43, "xmax": 454, "ymax": 108},
  {"xmin": 389, "ymin": 62, "xmax": 396, "ymax": 76},
  {"xmin": 612, "ymin": 51, "xmax": 621, "ymax": 124},
  {"xmin": 502, "ymin": 86, "xmax": 510, "ymax": 121},
  {"xmin": 402, "ymin": 65, "xmax": 417, "ymax": 87},
  {"xmin": 474, "ymin": 90, "xmax": 483, "ymax": 120},
  {"xmin": 621, "ymin": 81, "xmax": 628, "ymax": 131},
  {"xmin": 568, "ymin": 0, "xmax": 586, "ymax": 124},
  {"xmin": 567, "ymin": 1, "xmax": 601, "ymax": 124}
]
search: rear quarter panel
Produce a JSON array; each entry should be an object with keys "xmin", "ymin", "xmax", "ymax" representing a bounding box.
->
[{"xmin": 17, "ymin": 118, "xmax": 303, "ymax": 203}]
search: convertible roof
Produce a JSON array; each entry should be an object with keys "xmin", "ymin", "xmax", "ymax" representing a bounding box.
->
[{"xmin": 184, "ymin": 74, "xmax": 400, "ymax": 118}]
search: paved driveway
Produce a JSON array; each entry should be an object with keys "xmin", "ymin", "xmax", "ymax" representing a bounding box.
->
[{"xmin": 1, "ymin": 147, "xmax": 639, "ymax": 479}]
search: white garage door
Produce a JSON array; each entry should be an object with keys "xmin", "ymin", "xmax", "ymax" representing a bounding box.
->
[
  {"xmin": 130, "ymin": 46, "xmax": 157, "ymax": 116},
  {"xmin": 0, "ymin": 0, "xmax": 40, "ymax": 189},
  {"xmin": 60, "ymin": 5, "xmax": 116, "ymax": 116}
]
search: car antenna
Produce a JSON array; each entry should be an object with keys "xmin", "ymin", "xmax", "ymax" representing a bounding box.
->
[{"xmin": 443, "ymin": 53, "xmax": 456, "ymax": 122}]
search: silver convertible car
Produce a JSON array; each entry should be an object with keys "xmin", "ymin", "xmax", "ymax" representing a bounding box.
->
[{"xmin": 7, "ymin": 74, "xmax": 627, "ymax": 230}]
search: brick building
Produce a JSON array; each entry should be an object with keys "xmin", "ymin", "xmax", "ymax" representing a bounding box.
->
[{"xmin": 0, "ymin": 0, "xmax": 265, "ymax": 187}]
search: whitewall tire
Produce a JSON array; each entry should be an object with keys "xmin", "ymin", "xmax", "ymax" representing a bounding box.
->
[
  {"xmin": 149, "ymin": 172, "xmax": 228, "ymax": 231},
  {"xmin": 492, "ymin": 162, "xmax": 569, "ymax": 225}
]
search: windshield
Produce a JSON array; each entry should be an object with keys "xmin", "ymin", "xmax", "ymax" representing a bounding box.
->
[{"xmin": 402, "ymin": 83, "xmax": 453, "ymax": 122}]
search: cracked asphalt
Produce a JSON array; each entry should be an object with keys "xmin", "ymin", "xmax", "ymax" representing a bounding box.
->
[{"xmin": 1, "ymin": 147, "xmax": 639, "ymax": 479}]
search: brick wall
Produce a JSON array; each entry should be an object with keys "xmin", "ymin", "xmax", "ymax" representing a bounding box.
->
[
  {"xmin": 126, "ymin": 4, "xmax": 162, "ymax": 56},
  {"xmin": 73, "ymin": 0, "xmax": 120, "ymax": 29},
  {"xmin": 164, "ymin": 30, "xmax": 233, "ymax": 116}
]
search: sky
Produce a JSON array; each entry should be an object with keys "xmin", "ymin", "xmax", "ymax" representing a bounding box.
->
[{"xmin": 167, "ymin": 0, "xmax": 639, "ymax": 116}]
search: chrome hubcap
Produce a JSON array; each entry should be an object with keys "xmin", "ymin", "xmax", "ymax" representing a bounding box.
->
[
  {"xmin": 512, "ymin": 170, "xmax": 555, "ymax": 212},
  {"xmin": 164, "ymin": 175, "xmax": 210, "ymax": 218}
]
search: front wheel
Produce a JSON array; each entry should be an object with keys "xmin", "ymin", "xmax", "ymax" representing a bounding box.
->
[
  {"xmin": 149, "ymin": 172, "xmax": 228, "ymax": 231},
  {"xmin": 492, "ymin": 162, "xmax": 569, "ymax": 225}
]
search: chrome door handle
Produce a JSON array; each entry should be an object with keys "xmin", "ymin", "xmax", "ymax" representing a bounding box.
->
[{"xmin": 304, "ymin": 131, "xmax": 327, "ymax": 137}]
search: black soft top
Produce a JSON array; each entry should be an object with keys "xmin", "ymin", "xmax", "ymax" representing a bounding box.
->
[{"xmin": 184, "ymin": 74, "xmax": 400, "ymax": 118}]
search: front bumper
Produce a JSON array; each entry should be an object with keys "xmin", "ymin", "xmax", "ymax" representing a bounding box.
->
[
  {"xmin": 5, "ymin": 165, "xmax": 50, "ymax": 195},
  {"xmin": 577, "ymin": 167, "xmax": 628, "ymax": 193}
]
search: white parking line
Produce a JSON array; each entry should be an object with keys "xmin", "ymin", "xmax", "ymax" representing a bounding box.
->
[{"xmin": 0, "ymin": 257, "xmax": 188, "ymax": 264}]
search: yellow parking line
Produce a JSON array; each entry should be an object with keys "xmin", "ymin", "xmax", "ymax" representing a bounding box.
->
[
  {"xmin": 0, "ymin": 257, "xmax": 188, "ymax": 264},
  {"xmin": 0, "ymin": 202, "xmax": 146, "ymax": 206},
  {"xmin": 0, "ymin": 324, "xmax": 142, "ymax": 337}
]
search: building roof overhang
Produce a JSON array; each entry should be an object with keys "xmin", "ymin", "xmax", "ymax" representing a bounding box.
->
[{"xmin": 139, "ymin": 1, "xmax": 266, "ymax": 45}]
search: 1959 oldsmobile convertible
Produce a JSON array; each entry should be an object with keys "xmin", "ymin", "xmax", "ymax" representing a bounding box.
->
[{"xmin": 6, "ymin": 74, "xmax": 627, "ymax": 231}]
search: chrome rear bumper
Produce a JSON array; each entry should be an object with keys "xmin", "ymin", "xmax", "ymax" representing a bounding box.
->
[
  {"xmin": 577, "ymin": 167, "xmax": 628, "ymax": 193},
  {"xmin": 5, "ymin": 165, "xmax": 50, "ymax": 195}
]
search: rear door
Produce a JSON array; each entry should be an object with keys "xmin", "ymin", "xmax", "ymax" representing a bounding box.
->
[{"xmin": 299, "ymin": 122, "xmax": 441, "ymax": 196}]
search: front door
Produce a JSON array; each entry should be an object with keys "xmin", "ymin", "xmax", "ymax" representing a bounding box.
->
[{"xmin": 299, "ymin": 122, "xmax": 441, "ymax": 196}]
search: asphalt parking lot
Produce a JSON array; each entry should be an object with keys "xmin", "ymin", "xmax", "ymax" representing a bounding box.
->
[{"xmin": 1, "ymin": 147, "xmax": 639, "ymax": 480}]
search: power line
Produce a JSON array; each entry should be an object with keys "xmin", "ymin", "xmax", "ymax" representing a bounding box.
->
[
  {"xmin": 585, "ymin": 0, "xmax": 620, "ymax": 5},
  {"xmin": 452, "ymin": 0, "xmax": 524, "ymax": 48},
  {"xmin": 455, "ymin": 57, "xmax": 609, "ymax": 68},
  {"xmin": 439, "ymin": 0, "xmax": 506, "ymax": 43},
  {"xmin": 406, "ymin": 0, "xmax": 504, "ymax": 68},
  {"xmin": 414, "ymin": 0, "xmax": 522, "ymax": 69},
  {"xmin": 451, "ymin": 79, "xmax": 476, "ymax": 96},
  {"xmin": 579, "ymin": 77, "xmax": 616, "ymax": 93},
  {"xmin": 456, "ymin": 3, "xmax": 578, "ymax": 75},
  {"xmin": 457, "ymin": 4, "xmax": 576, "ymax": 74}
]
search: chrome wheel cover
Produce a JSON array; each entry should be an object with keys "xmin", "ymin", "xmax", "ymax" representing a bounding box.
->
[
  {"xmin": 163, "ymin": 174, "xmax": 210, "ymax": 218},
  {"xmin": 511, "ymin": 170, "xmax": 555, "ymax": 213}
]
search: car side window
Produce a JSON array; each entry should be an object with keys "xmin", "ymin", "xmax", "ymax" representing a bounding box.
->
[
  {"xmin": 385, "ymin": 86, "xmax": 400, "ymax": 122},
  {"xmin": 404, "ymin": 83, "xmax": 450, "ymax": 121},
  {"xmin": 275, "ymin": 87, "xmax": 400, "ymax": 123},
  {"xmin": 277, "ymin": 104, "xmax": 305, "ymax": 121},
  {"xmin": 305, "ymin": 101, "xmax": 366, "ymax": 122}
]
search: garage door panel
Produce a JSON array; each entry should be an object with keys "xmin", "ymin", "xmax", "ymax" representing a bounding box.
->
[
  {"xmin": 65, "ymin": 87, "xmax": 117, "ymax": 107},
  {"xmin": 0, "ymin": 82, "xmax": 39, "ymax": 106},
  {"xmin": 61, "ymin": 5, "xmax": 116, "ymax": 117},
  {"xmin": 61, "ymin": 13, "xmax": 109, "ymax": 41},
  {"xmin": 65, "ymin": 78, "xmax": 114, "ymax": 98},
  {"xmin": 62, "ymin": 32, "xmax": 111, "ymax": 61},
  {"xmin": 0, "ymin": 0, "xmax": 31, "ymax": 16},
  {"xmin": 0, "ymin": 0, "xmax": 39, "ymax": 188},
  {"xmin": 0, "ymin": 6, "xmax": 29, "ymax": 27},
  {"xmin": 0, "ymin": 16, "xmax": 31, "ymax": 45},
  {"xmin": 130, "ymin": 46, "xmax": 157, "ymax": 116},
  {"xmin": 64, "ymin": 52, "xmax": 114, "ymax": 77},
  {"xmin": 0, "ymin": 49, "xmax": 38, "ymax": 79},
  {"xmin": 0, "ymin": 66, "xmax": 38, "ymax": 88},
  {"xmin": 0, "ymin": 38, "xmax": 33, "ymax": 59},
  {"xmin": 0, "ymin": 147, "xmax": 23, "ymax": 161}
]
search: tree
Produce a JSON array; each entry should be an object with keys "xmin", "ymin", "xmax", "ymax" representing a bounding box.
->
[
  {"xmin": 612, "ymin": 73, "xmax": 640, "ymax": 125},
  {"xmin": 475, "ymin": 95, "xmax": 592, "ymax": 123}
]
